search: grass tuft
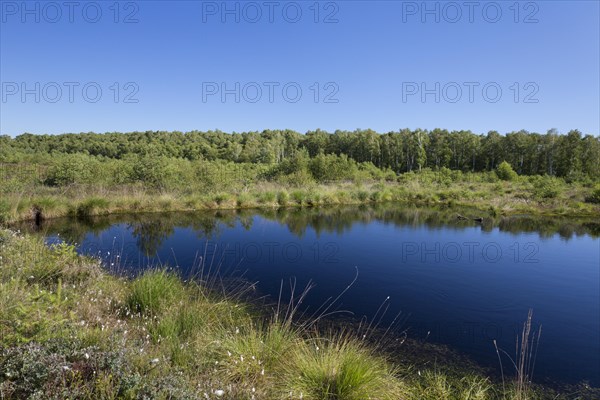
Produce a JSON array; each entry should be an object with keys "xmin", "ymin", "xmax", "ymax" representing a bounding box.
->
[
  {"xmin": 279, "ymin": 332, "xmax": 405, "ymax": 400},
  {"xmin": 126, "ymin": 269, "xmax": 185, "ymax": 315}
]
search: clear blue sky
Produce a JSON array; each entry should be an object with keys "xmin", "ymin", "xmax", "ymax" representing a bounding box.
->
[{"xmin": 1, "ymin": 0, "xmax": 598, "ymax": 136}]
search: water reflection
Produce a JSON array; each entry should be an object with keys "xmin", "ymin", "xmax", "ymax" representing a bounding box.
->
[{"xmin": 18, "ymin": 204, "xmax": 600, "ymax": 253}]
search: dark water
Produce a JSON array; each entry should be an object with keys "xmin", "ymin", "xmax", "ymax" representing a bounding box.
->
[{"xmin": 24, "ymin": 205, "xmax": 600, "ymax": 386}]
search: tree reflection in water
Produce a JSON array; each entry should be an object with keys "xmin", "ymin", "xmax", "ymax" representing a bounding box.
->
[{"xmin": 17, "ymin": 204, "xmax": 600, "ymax": 255}]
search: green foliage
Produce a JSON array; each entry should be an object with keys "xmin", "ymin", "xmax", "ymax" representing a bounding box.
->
[
  {"xmin": 280, "ymin": 169, "xmax": 316, "ymax": 187},
  {"xmin": 405, "ymin": 371, "xmax": 491, "ymax": 400},
  {"xmin": 354, "ymin": 190, "xmax": 370, "ymax": 202},
  {"xmin": 76, "ymin": 197, "xmax": 110, "ymax": 217},
  {"xmin": 257, "ymin": 191, "xmax": 277, "ymax": 204},
  {"xmin": 3, "ymin": 129, "xmax": 599, "ymax": 180},
  {"xmin": 213, "ymin": 193, "xmax": 233, "ymax": 205},
  {"xmin": 277, "ymin": 190, "xmax": 290, "ymax": 206},
  {"xmin": 236, "ymin": 193, "xmax": 254, "ymax": 208},
  {"xmin": 3, "ymin": 130, "xmax": 599, "ymax": 224},
  {"xmin": 220, "ymin": 324, "xmax": 296, "ymax": 383},
  {"xmin": 291, "ymin": 190, "xmax": 307, "ymax": 205},
  {"xmin": 308, "ymin": 153, "xmax": 357, "ymax": 182},
  {"xmin": 279, "ymin": 335, "xmax": 404, "ymax": 400},
  {"xmin": 531, "ymin": 176, "xmax": 564, "ymax": 199},
  {"xmin": 126, "ymin": 269, "xmax": 185, "ymax": 315},
  {"xmin": 0, "ymin": 198, "xmax": 11, "ymax": 223},
  {"xmin": 45, "ymin": 154, "xmax": 96, "ymax": 186},
  {"xmin": 0, "ymin": 339, "xmax": 201, "ymax": 399},
  {"xmin": 496, "ymin": 161, "xmax": 518, "ymax": 181},
  {"xmin": 50, "ymin": 242, "xmax": 77, "ymax": 259},
  {"xmin": 130, "ymin": 155, "xmax": 170, "ymax": 189},
  {"xmin": 587, "ymin": 184, "xmax": 600, "ymax": 204}
]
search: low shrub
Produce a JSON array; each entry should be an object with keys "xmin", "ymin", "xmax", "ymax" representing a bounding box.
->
[
  {"xmin": 496, "ymin": 161, "xmax": 518, "ymax": 181},
  {"xmin": 531, "ymin": 176, "xmax": 564, "ymax": 199},
  {"xmin": 586, "ymin": 184, "xmax": 600, "ymax": 204}
]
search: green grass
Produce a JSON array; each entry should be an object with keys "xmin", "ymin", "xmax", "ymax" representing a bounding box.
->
[
  {"xmin": 76, "ymin": 197, "xmax": 110, "ymax": 218},
  {"xmin": 126, "ymin": 269, "xmax": 186, "ymax": 315},
  {"xmin": 279, "ymin": 333, "xmax": 405, "ymax": 400},
  {"xmin": 0, "ymin": 229, "xmax": 597, "ymax": 399},
  {"xmin": 1, "ymin": 171, "xmax": 599, "ymax": 225}
]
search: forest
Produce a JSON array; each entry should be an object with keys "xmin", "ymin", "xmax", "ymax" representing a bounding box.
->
[
  {"xmin": 1, "ymin": 128, "xmax": 599, "ymax": 223},
  {"xmin": 1, "ymin": 128, "xmax": 599, "ymax": 179}
]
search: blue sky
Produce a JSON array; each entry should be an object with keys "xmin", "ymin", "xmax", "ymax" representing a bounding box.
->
[{"xmin": 1, "ymin": 0, "xmax": 598, "ymax": 136}]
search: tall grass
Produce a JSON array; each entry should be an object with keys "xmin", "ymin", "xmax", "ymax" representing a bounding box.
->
[
  {"xmin": 494, "ymin": 309, "xmax": 542, "ymax": 400},
  {"xmin": 279, "ymin": 332, "xmax": 405, "ymax": 400},
  {"xmin": 2, "ymin": 171, "xmax": 598, "ymax": 224}
]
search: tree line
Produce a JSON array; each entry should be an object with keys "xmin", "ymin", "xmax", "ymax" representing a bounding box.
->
[{"xmin": 1, "ymin": 128, "xmax": 598, "ymax": 179}]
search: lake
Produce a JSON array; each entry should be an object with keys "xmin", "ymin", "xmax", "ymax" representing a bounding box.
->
[{"xmin": 21, "ymin": 205, "xmax": 600, "ymax": 386}]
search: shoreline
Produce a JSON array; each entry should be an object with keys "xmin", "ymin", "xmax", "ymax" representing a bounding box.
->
[
  {"xmin": 4, "ymin": 182, "xmax": 599, "ymax": 225},
  {"xmin": 1, "ymin": 228, "xmax": 597, "ymax": 399}
]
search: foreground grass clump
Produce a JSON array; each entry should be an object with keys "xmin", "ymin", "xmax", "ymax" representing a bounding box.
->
[
  {"xmin": 0, "ymin": 230, "xmax": 597, "ymax": 399},
  {"xmin": 279, "ymin": 333, "xmax": 405, "ymax": 400},
  {"xmin": 126, "ymin": 269, "xmax": 186, "ymax": 315}
]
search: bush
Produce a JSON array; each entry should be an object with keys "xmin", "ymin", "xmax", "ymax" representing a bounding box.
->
[
  {"xmin": 353, "ymin": 162, "xmax": 386, "ymax": 183},
  {"xmin": 236, "ymin": 193, "xmax": 254, "ymax": 208},
  {"xmin": 44, "ymin": 155, "xmax": 96, "ymax": 186},
  {"xmin": 130, "ymin": 155, "xmax": 170, "ymax": 190},
  {"xmin": 308, "ymin": 154, "xmax": 357, "ymax": 183},
  {"xmin": 496, "ymin": 161, "xmax": 518, "ymax": 181},
  {"xmin": 586, "ymin": 184, "xmax": 600, "ymax": 204},
  {"xmin": 279, "ymin": 169, "xmax": 315, "ymax": 187},
  {"xmin": 532, "ymin": 176, "xmax": 564, "ymax": 199}
]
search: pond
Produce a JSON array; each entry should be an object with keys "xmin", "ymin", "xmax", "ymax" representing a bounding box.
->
[{"xmin": 20, "ymin": 205, "xmax": 600, "ymax": 387}]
